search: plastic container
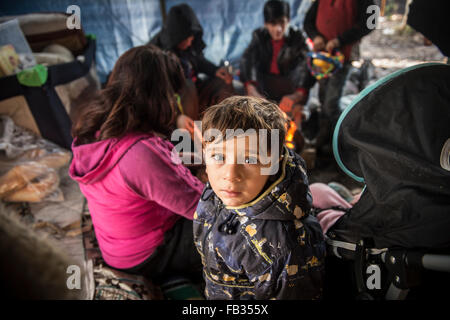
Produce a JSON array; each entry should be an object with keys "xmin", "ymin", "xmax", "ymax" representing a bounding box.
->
[{"xmin": 0, "ymin": 18, "xmax": 36, "ymax": 72}]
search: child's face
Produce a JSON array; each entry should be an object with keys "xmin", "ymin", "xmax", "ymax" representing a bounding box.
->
[
  {"xmin": 204, "ymin": 134, "xmax": 272, "ymax": 207},
  {"xmin": 177, "ymin": 35, "xmax": 194, "ymax": 51},
  {"xmin": 265, "ymin": 17, "xmax": 289, "ymax": 41}
]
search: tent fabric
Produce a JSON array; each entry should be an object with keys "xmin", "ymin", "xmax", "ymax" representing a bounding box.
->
[
  {"xmin": 332, "ymin": 63, "xmax": 450, "ymax": 250},
  {"xmin": 0, "ymin": 0, "xmax": 311, "ymax": 83}
]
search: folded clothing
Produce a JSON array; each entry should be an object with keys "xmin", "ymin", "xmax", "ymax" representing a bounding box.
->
[{"xmin": 310, "ymin": 182, "xmax": 352, "ymax": 234}]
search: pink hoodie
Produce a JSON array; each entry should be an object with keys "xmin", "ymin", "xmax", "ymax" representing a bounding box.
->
[{"xmin": 69, "ymin": 132, "xmax": 204, "ymax": 269}]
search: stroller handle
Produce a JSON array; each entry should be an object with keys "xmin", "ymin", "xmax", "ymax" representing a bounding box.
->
[
  {"xmin": 421, "ymin": 254, "xmax": 450, "ymax": 273},
  {"xmin": 381, "ymin": 252, "xmax": 450, "ymax": 273},
  {"xmin": 327, "ymin": 239, "xmax": 450, "ymax": 272}
]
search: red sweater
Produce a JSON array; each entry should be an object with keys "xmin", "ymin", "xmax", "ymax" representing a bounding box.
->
[
  {"xmin": 316, "ymin": 0, "xmax": 356, "ymax": 60},
  {"xmin": 270, "ymin": 38, "xmax": 284, "ymax": 74}
]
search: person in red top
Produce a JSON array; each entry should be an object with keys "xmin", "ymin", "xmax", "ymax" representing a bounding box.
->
[
  {"xmin": 304, "ymin": 0, "xmax": 374, "ymax": 151},
  {"xmin": 240, "ymin": 1, "xmax": 315, "ymax": 115}
]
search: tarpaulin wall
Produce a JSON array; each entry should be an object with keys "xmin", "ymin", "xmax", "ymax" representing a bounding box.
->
[{"xmin": 1, "ymin": 0, "xmax": 312, "ymax": 83}]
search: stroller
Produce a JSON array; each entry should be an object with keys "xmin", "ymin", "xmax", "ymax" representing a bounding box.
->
[{"xmin": 323, "ymin": 63, "xmax": 450, "ymax": 300}]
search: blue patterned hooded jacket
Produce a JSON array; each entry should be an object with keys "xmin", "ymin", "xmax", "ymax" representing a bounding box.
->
[{"xmin": 193, "ymin": 148, "xmax": 326, "ymax": 300}]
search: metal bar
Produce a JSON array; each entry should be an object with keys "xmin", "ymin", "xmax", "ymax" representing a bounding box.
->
[
  {"xmin": 159, "ymin": 0, "xmax": 166, "ymax": 24},
  {"xmin": 380, "ymin": 0, "xmax": 386, "ymax": 16},
  {"xmin": 326, "ymin": 239, "xmax": 357, "ymax": 251},
  {"xmin": 421, "ymin": 254, "xmax": 450, "ymax": 273}
]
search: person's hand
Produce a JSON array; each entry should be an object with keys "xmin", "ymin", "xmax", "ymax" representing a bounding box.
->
[
  {"xmin": 291, "ymin": 104, "xmax": 304, "ymax": 124},
  {"xmin": 177, "ymin": 114, "xmax": 195, "ymax": 135},
  {"xmin": 246, "ymin": 83, "xmax": 265, "ymax": 98},
  {"xmin": 279, "ymin": 91, "xmax": 304, "ymax": 113},
  {"xmin": 177, "ymin": 114, "xmax": 202, "ymax": 143},
  {"xmin": 350, "ymin": 192, "xmax": 362, "ymax": 205},
  {"xmin": 279, "ymin": 96, "xmax": 295, "ymax": 113},
  {"xmin": 215, "ymin": 67, "xmax": 233, "ymax": 85},
  {"xmin": 313, "ymin": 35, "xmax": 326, "ymax": 52},
  {"xmin": 326, "ymin": 38, "xmax": 340, "ymax": 53}
]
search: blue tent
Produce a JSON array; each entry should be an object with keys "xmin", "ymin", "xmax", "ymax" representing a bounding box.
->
[{"xmin": 1, "ymin": 0, "xmax": 311, "ymax": 82}]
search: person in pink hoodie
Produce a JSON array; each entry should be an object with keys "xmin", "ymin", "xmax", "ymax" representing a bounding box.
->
[{"xmin": 69, "ymin": 45, "xmax": 204, "ymax": 283}]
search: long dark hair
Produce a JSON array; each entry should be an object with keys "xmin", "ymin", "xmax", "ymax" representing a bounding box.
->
[{"xmin": 72, "ymin": 44, "xmax": 185, "ymax": 145}]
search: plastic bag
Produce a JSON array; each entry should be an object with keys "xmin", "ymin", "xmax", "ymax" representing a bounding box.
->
[
  {"xmin": 0, "ymin": 116, "xmax": 71, "ymax": 202},
  {"xmin": 0, "ymin": 19, "xmax": 36, "ymax": 74}
]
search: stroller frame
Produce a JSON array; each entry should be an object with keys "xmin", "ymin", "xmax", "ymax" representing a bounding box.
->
[
  {"xmin": 326, "ymin": 235, "xmax": 450, "ymax": 300},
  {"xmin": 324, "ymin": 63, "xmax": 450, "ymax": 300}
]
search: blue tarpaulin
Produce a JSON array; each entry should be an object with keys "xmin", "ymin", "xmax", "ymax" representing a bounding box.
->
[{"xmin": 1, "ymin": 0, "xmax": 312, "ymax": 82}]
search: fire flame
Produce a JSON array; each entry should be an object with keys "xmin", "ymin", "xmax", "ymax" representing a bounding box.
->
[{"xmin": 285, "ymin": 120, "xmax": 297, "ymax": 150}]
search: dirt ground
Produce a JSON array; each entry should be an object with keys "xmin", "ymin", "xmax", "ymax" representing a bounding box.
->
[
  {"xmin": 360, "ymin": 15, "xmax": 446, "ymax": 68},
  {"xmin": 308, "ymin": 14, "xmax": 447, "ymax": 193}
]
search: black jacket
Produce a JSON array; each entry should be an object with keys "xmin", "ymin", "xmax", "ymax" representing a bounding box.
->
[
  {"xmin": 239, "ymin": 27, "xmax": 315, "ymax": 98},
  {"xmin": 407, "ymin": 0, "xmax": 449, "ymax": 57},
  {"xmin": 193, "ymin": 148, "xmax": 326, "ymax": 300},
  {"xmin": 149, "ymin": 4, "xmax": 218, "ymax": 79}
]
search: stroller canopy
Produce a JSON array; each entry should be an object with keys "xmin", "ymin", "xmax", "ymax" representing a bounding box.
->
[{"xmin": 332, "ymin": 63, "xmax": 450, "ymax": 250}]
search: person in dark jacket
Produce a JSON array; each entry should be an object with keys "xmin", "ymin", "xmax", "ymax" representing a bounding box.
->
[
  {"xmin": 193, "ymin": 96, "xmax": 326, "ymax": 300},
  {"xmin": 407, "ymin": 0, "xmax": 449, "ymax": 58},
  {"xmin": 303, "ymin": 0, "xmax": 374, "ymax": 150},
  {"xmin": 150, "ymin": 3, "xmax": 232, "ymax": 119},
  {"xmin": 240, "ymin": 0, "xmax": 315, "ymax": 116}
]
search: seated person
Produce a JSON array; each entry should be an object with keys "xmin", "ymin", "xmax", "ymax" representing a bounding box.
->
[
  {"xmin": 193, "ymin": 96, "xmax": 326, "ymax": 300},
  {"xmin": 240, "ymin": 0, "xmax": 315, "ymax": 118},
  {"xmin": 150, "ymin": 3, "xmax": 233, "ymax": 119},
  {"xmin": 303, "ymin": 0, "xmax": 374, "ymax": 150},
  {"xmin": 69, "ymin": 45, "xmax": 204, "ymax": 284}
]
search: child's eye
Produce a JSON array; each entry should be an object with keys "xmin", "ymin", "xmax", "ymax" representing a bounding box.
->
[
  {"xmin": 212, "ymin": 154, "xmax": 224, "ymax": 162},
  {"xmin": 244, "ymin": 157, "xmax": 258, "ymax": 164}
]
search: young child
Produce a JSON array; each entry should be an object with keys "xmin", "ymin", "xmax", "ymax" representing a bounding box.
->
[
  {"xmin": 193, "ymin": 96, "xmax": 326, "ymax": 300},
  {"xmin": 240, "ymin": 0, "xmax": 315, "ymax": 114}
]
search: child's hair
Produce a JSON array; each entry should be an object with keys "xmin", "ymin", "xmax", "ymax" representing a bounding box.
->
[
  {"xmin": 72, "ymin": 44, "xmax": 185, "ymax": 145},
  {"xmin": 264, "ymin": 0, "xmax": 290, "ymax": 23},
  {"xmin": 201, "ymin": 96, "xmax": 286, "ymax": 154}
]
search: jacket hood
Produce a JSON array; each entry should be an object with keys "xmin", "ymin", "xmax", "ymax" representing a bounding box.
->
[
  {"xmin": 69, "ymin": 132, "xmax": 149, "ymax": 185},
  {"xmin": 201, "ymin": 147, "xmax": 312, "ymax": 221},
  {"xmin": 159, "ymin": 3, "xmax": 205, "ymax": 51}
]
